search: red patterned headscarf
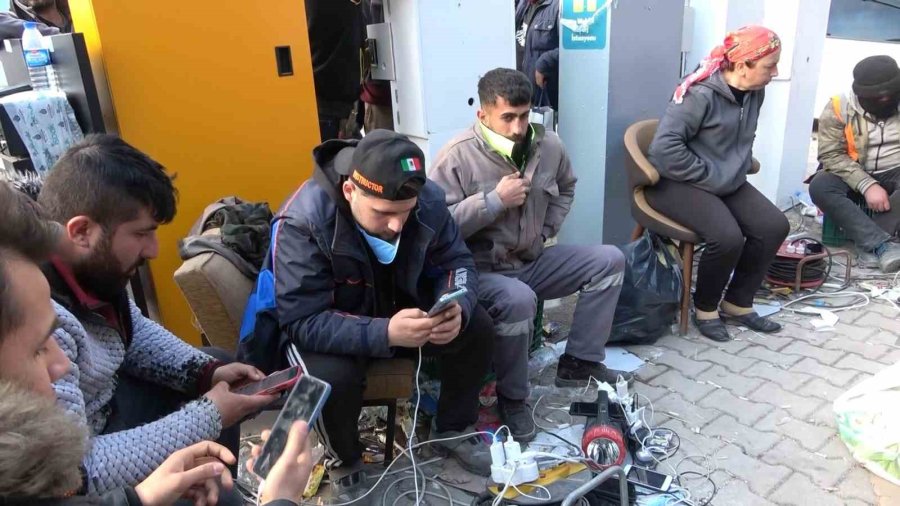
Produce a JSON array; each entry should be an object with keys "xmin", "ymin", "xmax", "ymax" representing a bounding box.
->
[{"xmin": 673, "ymin": 25, "xmax": 781, "ymax": 104}]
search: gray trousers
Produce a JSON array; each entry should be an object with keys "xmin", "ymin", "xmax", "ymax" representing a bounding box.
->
[
  {"xmin": 479, "ymin": 244, "xmax": 626, "ymax": 400},
  {"xmin": 810, "ymin": 169, "xmax": 900, "ymax": 251}
]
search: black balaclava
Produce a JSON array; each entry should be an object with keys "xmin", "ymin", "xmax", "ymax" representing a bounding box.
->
[{"xmin": 853, "ymin": 55, "xmax": 900, "ymax": 120}]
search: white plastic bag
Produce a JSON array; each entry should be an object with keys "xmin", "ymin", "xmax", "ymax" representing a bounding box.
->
[{"xmin": 833, "ymin": 361, "xmax": 900, "ymax": 485}]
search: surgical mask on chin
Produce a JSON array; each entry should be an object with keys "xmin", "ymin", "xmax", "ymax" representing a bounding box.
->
[{"xmin": 358, "ymin": 226, "xmax": 401, "ymax": 264}]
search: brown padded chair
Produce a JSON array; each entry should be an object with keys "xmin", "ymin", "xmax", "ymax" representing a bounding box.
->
[
  {"xmin": 624, "ymin": 119, "xmax": 760, "ymax": 335},
  {"xmin": 174, "ymin": 228, "xmax": 414, "ymax": 464}
]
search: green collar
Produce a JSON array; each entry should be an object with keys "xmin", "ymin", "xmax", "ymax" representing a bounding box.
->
[{"xmin": 480, "ymin": 122, "xmax": 535, "ymax": 167}]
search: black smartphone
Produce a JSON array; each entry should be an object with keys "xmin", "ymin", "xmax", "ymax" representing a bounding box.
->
[
  {"xmin": 253, "ymin": 374, "xmax": 331, "ymax": 479},
  {"xmin": 233, "ymin": 366, "xmax": 302, "ymax": 396},
  {"xmin": 570, "ymin": 401, "xmax": 599, "ymax": 417}
]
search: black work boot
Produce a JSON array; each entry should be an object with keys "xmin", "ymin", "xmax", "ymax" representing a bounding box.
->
[
  {"xmin": 555, "ymin": 353, "xmax": 633, "ymax": 387},
  {"xmin": 497, "ymin": 395, "xmax": 536, "ymax": 442}
]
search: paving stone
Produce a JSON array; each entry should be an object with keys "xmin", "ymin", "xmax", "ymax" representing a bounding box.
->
[
  {"xmin": 782, "ymin": 322, "xmax": 834, "ymax": 346},
  {"xmin": 647, "ymin": 391, "xmax": 720, "ymax": 427},
  {"xmin": 835, "ymin": 353, "xmax": 891, "ymax": 375},
  {"xmin": 871, "ymin": 473, "xmax": 900, "ymax": 505},
  {"xmin": 756, "ymin": 409, "xmax": 836, "ymax": 453},
  {"xmin": 619, "ymin": 344, "xmax": 664, "ymax": 360},
  {"xmin": 697, "ymin": 389, "xmax": 771, "ymax": 425},
  {"xmin": 863, "ymin": 330, "xmax": 900, "ymax": 347},
  {"xmin": 711, "ymin": 478, "xmax": 778, "ymax": 506},
  {"xmin": 651, "ymin": 351, "xmax": 714, "ymax": 377},
  {"xmin": 678, "ymin": 469, "xmax": 728, "ymax": 505},
  {"xmin": 748, "ymin": 382, "xmax": 824, "ymax": 420},
  {"xmin": 713, "ymin": 442, "xmax": 792, "ymax": 496},
  {"xmin": 761, "ymin": 438, "xmax": 851, "ymax": 488},
  {"xmin": 878, "ymin": 348, "xmax": 900, "ymax": 366},
  {"xmin": 648, "ymin": 370, "xmax": 718, "ymax": 403},
  {"xmin": 737, "ymin": 331, "xmax": 796, "ymax": 352},
  {"xmin": 837, "ymin": 466, "xmax": 879, "ymax": 505},
  {"xmin": 702, "ymin": 414, "xmax": 781, "ymax": 457},
  {"xmin": 653, "ymin": 335, "xmax": 711, "ymax": 359},
  {"xmin": 708, "ymin": 335, "xmax": 756, "ymax": 355},
  {"xmin": 745, "ymin": 362, "xmax": 815, "ymax": 392},
  {"xmin": 821, "ymin": 336, "xmax": 893, "ymax": 361},
  {"xmin": 693, "ymin": 364, "xmax": 765, "ymax": 397},
  {"xmin": 635, "ymin": 362, "xmax": 669, "ymax": 382},
  {"xmin": 657, "ymin": 417, "xmax": 727, "ymax": 461},
  {"xmin": 832, "ymin": 322, "xmax": 877, "ymax": 343},
  {"xmin": 789, "ymin": 357, "xmax": 859, "ymax": 388},
  {"xmin": 770, "ymin": 472, "xmax": 847, "ymax": 506},
  {"xmin": 695, "ymin": 348, "xmax": 758, "ymax": 374},
  {"xmin": 781, "ymin": 341, "xmax": 845, "ymax": 365},
  {"xmin": 816, "ymin": 436, "xmax": 853, "ymax": 461},
  {"xmin": 632, "ymin": 381, "xmax": 670, "ymax": 403},
  {"xmin": 797, "ymin": 377, "xmax": 846, "ymax": 402},
  {"xmin": 808, "ymin": 403, "xmax": 838, "ymax": 429},
  {"xmin": 854, "ymin": 312, "xmax": 900, "ymax": 335},
  {"xmin": 739, "ymin": 344, "xmax": 805, "ymax": 368}
]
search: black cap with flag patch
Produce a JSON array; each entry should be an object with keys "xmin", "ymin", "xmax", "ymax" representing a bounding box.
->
[{"xmin": 335, "ymin": 130, "xmax": 426, "ymax": 201}]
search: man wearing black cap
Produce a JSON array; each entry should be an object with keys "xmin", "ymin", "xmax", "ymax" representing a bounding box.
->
[
  {"xmin": 811, "ymin": 55, "xmax": 900, "ymax": 272},
  {"xmin": 266, "ymin": 130, "xmax": 494, "ymax": 476}
]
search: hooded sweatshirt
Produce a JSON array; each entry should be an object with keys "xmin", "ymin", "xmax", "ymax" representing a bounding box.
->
[
  {"xmin": 649, "ymin": 71, "xmax": 765, "ymax": 196},
  {"xmin": 270, "ymin": 139, "xmax": 478, "ymax": 357}
]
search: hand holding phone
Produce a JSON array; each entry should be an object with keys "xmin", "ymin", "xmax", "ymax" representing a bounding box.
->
[
  {"xmin": 233, "ymin": 366, "xmax": 302, "ymax": 396},
  {"xmin": 252, "ymin": 374, "xmax": 331, "ymax": 479},
  {"xmin": 427, "ymin": 286, "xmax": 467, "ymax": 317}
]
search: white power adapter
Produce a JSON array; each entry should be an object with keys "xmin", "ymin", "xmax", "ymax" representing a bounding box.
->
[{"xmin": 490, "ymin": 438, "xmax": 540, "ymax": 486}]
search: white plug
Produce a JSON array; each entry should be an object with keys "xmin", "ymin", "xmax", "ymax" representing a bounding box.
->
[{"xmin": 490, "ymin": 437, "xmax": 540, "ymax": 486}]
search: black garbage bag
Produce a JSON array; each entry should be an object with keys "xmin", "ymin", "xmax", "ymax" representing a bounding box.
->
[{"xmin": 609, "ymin": 231, "xmax": 682, "ymax": 345}]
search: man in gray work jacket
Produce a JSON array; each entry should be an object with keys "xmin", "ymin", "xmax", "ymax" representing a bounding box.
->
[{"xmin": 429, "ymin": 68, "xmax": 628, "ymax": 442}]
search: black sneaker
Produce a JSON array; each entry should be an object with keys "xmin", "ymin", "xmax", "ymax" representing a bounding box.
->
[
  {"xmin": 497, "ymin": 396, "xmax": 536, "ymax": 442},
  {"xmin": 555, "ymin": 353, "xmax": 633, "ymax": 387}
]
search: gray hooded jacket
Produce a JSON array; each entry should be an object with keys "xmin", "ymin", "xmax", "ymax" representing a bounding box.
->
[{"xmin": 649, "ymin": 71, "xmax": 764, "ymax": 196}]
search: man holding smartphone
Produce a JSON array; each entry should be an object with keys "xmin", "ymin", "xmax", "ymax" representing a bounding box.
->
[
  {"xmin": 430, "ymin": 69, "xmax": 630, "ymax": 443},
  {"xmin": 256, "ymin": 131, "xmax": 496, "ymax": 477}
]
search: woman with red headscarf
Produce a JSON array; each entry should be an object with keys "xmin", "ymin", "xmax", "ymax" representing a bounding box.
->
[{"xmin": 647, "ymin": 25, "xmax": 789, "ymax": 342}]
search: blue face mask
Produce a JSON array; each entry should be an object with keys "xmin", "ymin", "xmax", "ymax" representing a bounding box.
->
[{"xmin": 357, "ymin": 226, "xmax": 401, "ymax": 264}]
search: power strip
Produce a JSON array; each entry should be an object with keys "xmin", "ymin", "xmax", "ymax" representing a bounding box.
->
[{"xmin": 490, "ymin": 439, "xmax": 540, "ymax": 486}]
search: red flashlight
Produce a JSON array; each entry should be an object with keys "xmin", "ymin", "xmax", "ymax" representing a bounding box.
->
[{"xmin": 580, "ymin": 391, "xmax": 626, "ymax": 469}]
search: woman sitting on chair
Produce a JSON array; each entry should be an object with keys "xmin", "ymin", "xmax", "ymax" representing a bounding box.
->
[{"xmin": 647, "ymin": 25, "xmax": 789, "ymax": 342}]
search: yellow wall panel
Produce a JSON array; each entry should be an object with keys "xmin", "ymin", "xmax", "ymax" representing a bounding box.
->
[{"xmin": 71, "ymin": 1, "xmax": 320, "ymax": 345}]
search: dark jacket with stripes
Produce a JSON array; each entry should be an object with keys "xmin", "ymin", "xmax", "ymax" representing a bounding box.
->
[{"xmin": 271, "ymin": 141, "xmax": 478, "ymax": 358}]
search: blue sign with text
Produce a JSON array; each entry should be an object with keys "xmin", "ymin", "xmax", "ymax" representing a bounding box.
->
[{"xmin": 561, "ymin": 0, "xmax": 608, "ymax": 50}]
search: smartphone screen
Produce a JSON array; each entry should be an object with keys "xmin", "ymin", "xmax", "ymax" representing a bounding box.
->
[
  {"xmin": 253, "ymin": 375, "xmax": 331, "ymax": 479},
  {"xmin": 626, "ymin": 466, "xmax": 672, "ymax": 492},
  {"xmin": 427, "ymin": 286, "xmax": 468, "ymax": 317},
  {"xmin": 234, "ymin": 366, "xmax": 302, "ymax": 396}
]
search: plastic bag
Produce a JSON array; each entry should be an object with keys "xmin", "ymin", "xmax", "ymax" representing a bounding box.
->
[
  {"xmin": 834, "ymin": 361, "xmax": 900, "ymax": 485},
  {"xmin": 608, "ymin": 231, "xmax": 682, "ymax": 345}
]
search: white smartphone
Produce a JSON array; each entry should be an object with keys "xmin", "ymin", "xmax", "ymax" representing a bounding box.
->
[
  {"xmin": 427, "ymin": 286, "xmax": 468, "ymax": 317},
  {"xmin": 253, "ymin": 374, "xmax": 331, "ymax": 479},
  {"xmin": 622, "ymin": 464, "xmax": 673, "ymax": 493}
]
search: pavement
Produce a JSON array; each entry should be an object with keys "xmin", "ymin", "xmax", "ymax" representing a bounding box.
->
[
  {"xmin": 240, "ymin": 212, "xmax": 900, "ymax": 505},
  {"xmin": 541, "ymin": 240, "xmax": 900, "ymax": 505}
]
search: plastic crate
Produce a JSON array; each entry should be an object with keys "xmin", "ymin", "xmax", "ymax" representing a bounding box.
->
[{"xmin": 821, "ymin": 201, "xmax": 874, "ymax": 247}]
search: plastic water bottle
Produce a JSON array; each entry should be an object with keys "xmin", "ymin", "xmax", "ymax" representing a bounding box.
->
[{"xmin": 22, "ymin": 22, "xmax": 56, "ymax": 91}]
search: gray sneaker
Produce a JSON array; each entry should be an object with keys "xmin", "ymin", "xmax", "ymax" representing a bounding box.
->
[
  {"xmin": 857, "ymin": 250, "xmax": 880, "ymax": 269},
  {"xmin": 875, "ymin": 242, "xmax": 900, "ymax": 273},
  {"xmin": 429, "ymin": 422, "xmax": 492, "ymax": 476}
]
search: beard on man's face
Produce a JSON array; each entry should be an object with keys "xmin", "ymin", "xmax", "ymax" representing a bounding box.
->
[
  {"xmin": 27, "ymin": 0, "xmax": 57, "ymax": 10},
  {"xmin": 72, "ymin": 236, "xmax": 144, "ymax": 302}
]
